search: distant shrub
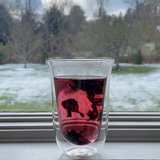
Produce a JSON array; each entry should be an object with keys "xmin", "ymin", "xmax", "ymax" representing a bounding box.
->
[
  {"xmin": 0, "ymin": 50, "xmax": 5, "ymax": 64},
  {"xmin": 135, "ymin": 50, "xmax": 143, "ymax": 64},
  {"xmin": 41, "ymin": 50, "xmax": 49, "ymax": 64}
]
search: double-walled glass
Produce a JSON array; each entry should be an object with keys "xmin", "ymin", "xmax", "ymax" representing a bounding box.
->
[{"xmin": 47, "ymin": 58, "xmax": 114, "ymax": 158}]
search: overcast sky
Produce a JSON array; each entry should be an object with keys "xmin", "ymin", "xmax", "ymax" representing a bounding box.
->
[
  {"xmin": 40, "ymin": 0, "xmax": 128, "ymax": 17},
  {"xmin": 107, "ymin": 0, "xmax": 128, "ymax": 15},
  {"xmin": 25, "ymin": 0, "xmax": 129, "ymax": 19}
]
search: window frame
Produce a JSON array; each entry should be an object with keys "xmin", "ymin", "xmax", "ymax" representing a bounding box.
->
[{"xmin": 0, "ymin": 112, "xmax": 160, "ymax": 143}]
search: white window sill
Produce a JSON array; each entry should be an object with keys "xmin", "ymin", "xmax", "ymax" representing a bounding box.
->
[
  {"xmin": 1, "ymin": 112, "xmax": 160, "ymax": 159},
  {"xmin": 0, "ymin": 112, "xmax": 160, "ymax": 142},
  {"xmin": 0, "ymin": 142, "xmax": 160, "ymax": 160}
]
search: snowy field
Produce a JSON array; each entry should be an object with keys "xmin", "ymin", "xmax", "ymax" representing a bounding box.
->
[
  {"xmin": 0, "ymin": 63, "xmax": 160, "ymax": 111},
  {"xmin": 110, "ymin": 64, "xmax": 160, "ymax": 111},
  {"xmin": 0, "ymin": 64, "xmax": 52, "ymax": 111}
]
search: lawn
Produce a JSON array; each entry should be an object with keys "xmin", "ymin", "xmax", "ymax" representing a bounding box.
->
[
  {"xmin": 113, "ymin": 65, "xmax": 158, "ymax": 74},
  {"xmin": 0, "ymin": 63, "xmax": 160, "ymax": 112}
]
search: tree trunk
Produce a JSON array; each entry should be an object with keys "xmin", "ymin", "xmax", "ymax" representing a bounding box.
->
[
  {"xmin": 24, "ymin": 62, "xmax": 27, "ymax": 68},
  {"xmin": 115, "ymin": 49, "xmax": 120, "ymax": 70},
  {"xmin": 6, "ymin": 39, "xmax": 12, "ymax": 63}
]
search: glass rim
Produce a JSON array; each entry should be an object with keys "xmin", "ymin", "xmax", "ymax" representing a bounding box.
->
[{"xmin": 47, "ymin": 57, "xmax": 114, "ymax": 62}]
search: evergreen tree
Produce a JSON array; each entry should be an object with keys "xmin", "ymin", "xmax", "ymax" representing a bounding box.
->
[
  {"xmin": 135, "ymin": 50, "xmax": 143, "ymax": 64},
  {"xmin": 0, "ymin": 3, "xmax": 12, "ymax": 45},
  {"xmin": 41, "ymin": 50, "xmax": 49, "ymax": 64},
  {"xmin": 44, "ymin": 5, "xmax": 65, "ymax": 36},
  {"xmin": 67, "ymin": 5, "xmax": 86, "ymax": 34}
]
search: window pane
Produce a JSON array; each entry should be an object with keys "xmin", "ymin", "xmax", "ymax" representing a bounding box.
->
[{"xmin": 0, "ymin": 0, "xmax": 160, "ymax": 111}]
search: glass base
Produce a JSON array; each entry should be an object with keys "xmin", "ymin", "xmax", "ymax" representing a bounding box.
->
[
  {"xmin": 65, "ymin": 147, "xmax": 97, "ymax": 158},
  {"xmin": 55, "ymin": 116, "xmax": 107, "ymax": 158}
]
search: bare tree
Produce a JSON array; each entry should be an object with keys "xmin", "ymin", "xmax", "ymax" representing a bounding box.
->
[
  {"xmin": 2, "ymin": 0, "xmax": 43, "ymax": 66},
  {"xmin": 8, "ymin": 22, "xmax": 42, "ymax": 68},
  {"xmin": 88, "ymin": 14, "xmax": 130, "ymax": 70},
  {"xmin": 154, "ymin": 29, "xmax": 160, "ymax": 61},
  {"xmin": 108, "ymin": 15, "xmax": 130, "ymax": 70},
  {"xmin": 125, "ymin": 0, "xmax": 157, "ymax": 53},
  {"xmin": 87, "ymin": 0, "xmax": 109, "ymax": 18}
]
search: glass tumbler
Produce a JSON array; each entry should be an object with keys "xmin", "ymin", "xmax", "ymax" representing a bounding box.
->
[{"xmin": 47, "ymin": 58, "xmax": 114, "ymax": 158}]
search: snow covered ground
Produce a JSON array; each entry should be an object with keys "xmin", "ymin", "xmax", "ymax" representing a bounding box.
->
[
  {"xmin": 110, "ymin": 63, "xmax": 160, "ymax": 111},
  {"xmin": 0, "ymin": 64, "xmax": 52, "ymax": 111},
  {"xmin": 0, "ymin": 63, "xmax": 160, "ymax": 111}
]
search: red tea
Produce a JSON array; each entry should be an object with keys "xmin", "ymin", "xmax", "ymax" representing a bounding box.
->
[{"xmin": 54, "ymin": 76, "xmax": 107, "ymax": 145}]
